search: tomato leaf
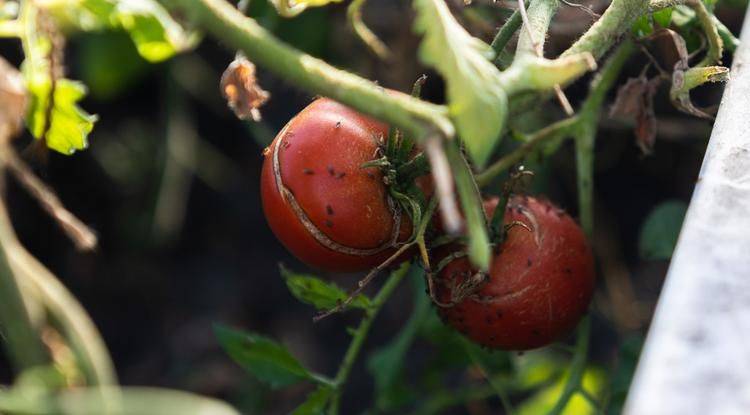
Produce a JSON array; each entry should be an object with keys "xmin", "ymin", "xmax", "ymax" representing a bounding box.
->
[
  {"xmin": 24, "ymin": 78, "xmax": 97, "ymax": 155},
  {"xmin": 21, "ymin": 2, "xmax": 96, "ymax": 155},
  {"xmin": 638, "ymin": 200, "xmax": 688, "ymax": 260},
  {"xmin": 50, "ymin": 0, "xmax": 197, "ymax": 62},
  {"xmin": 280, "ymin": 265, "xmax": 371, "ymax": 311},
  {"xmin": 516, "ymin": 367, "xmax": 606, "ymax": 415},
  {"xmin": 413, "ymin": 0, "xmax": 507, "ymax": 168},
  {"xmin": 115, "ymin": 0, "xmax": 198, "ymax": 62},
  {"xmin": 290, "ymin": 386, "xmax": 332, "ymax": 415},
  {"xmin": 269, "ymin": 0, "xmax": 344, "ymax": 17},
  {"xmin": 214, "ymin": 325, "xmax": 312, "ymax": 389}
]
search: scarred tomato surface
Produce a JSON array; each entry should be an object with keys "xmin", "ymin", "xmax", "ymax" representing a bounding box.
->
[
  {"xmin": 435, "ymin": 196, "xmax": 595, "ymax": 350},
  {"xmin": 261, "ymin": 98, "xmax": 413, "ymax": 272}
]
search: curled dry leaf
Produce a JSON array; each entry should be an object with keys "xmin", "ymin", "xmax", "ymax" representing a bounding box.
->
[
  {"xmin": 610, "ymin": 76, "xmax": 661, "ymax": 155},
  {"xmin": 220, "ymin": 56, "xmax": 270, "ymax": 122},
  {"xmin": 646, "ymin": 28, "xmax": 729, "ymax": 119},
  {"xmin": 0, "ymin": 56, "xmax": 28, "ymax": 138}
]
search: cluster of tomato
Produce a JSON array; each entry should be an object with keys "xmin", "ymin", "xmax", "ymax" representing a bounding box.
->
[{"xmin": 261, "ymin": 98, "xmax": 595, "ymax": 351}]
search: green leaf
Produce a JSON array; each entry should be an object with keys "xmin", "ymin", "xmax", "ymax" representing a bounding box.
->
[
  {"xmin": 25, "ymin": 78, "xmax": 97, "ymax": 155},
  {"xmin": 516, "ymin": 367, "xmax": 606, "ymax": 415},
  {"xmin": 280, "ymin": 265, "xmax": 371, "ymax": 310},
  {"xmin": 638, "ymin": 200, "xmax": 688, "ymax": 260},
  {"xmin": 269, "ymin": 0, "xmax": 344, "ymax": 17},
  {"xmin": 654, "ymin": 8, "xmax": 673, "ymax": 28},
  {"xmin": 214, "ymin": 325, "xmax": 312, "ymax": 388},
  {"xmin": 413, "ymin": 0, "xmax": 507, "ymax": 168},
  {"xmin": 0, "ymin": 386, "xmax": 241, "ymax": 415},
  {"xmin": 46, "ymin": 0, "xmax": 197, "ymax": 62},
  {"xmin": 290, "ymin": 386, "xmax": 332, "ymax": 415},
  {"xmin": 115, "ymin": 0, "xmax": 198, "ymax": 62},
  {"xmin": 21, "ymin": 1, "xmax": 96, "ymax": 155},
  {"xmin": 367, "ymin": 273, "xmax": 430, "ymax": 410}
]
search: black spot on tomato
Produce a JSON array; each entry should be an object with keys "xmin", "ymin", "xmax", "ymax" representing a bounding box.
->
[
  {"xmin": 325, "ymin": 220, "xmax": 334, "ymax": 228},
  {"xmin": 327, "ymin": 165, "xmax": 335, "ymax": 176},
  {"xmin": 303, "ymin": 168, "xmax": 314, "ymax": 175},
  {"xmin": 326, "ymin": 205, "xmax": 334, "ymax": 215},
  {"xmin": 336, "ymin": 172, "xmax": 346, "ymax": 179},
  {"xmin": 527, "ymin": 258, "xmax": 533, "ymax": 267}
]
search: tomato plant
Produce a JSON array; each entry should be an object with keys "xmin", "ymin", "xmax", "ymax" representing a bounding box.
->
[{"xmin": 0, "ymin": 0, "xmax": 741, "ymax": 414}]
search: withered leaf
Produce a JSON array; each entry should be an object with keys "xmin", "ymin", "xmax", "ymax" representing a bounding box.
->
[
  {"xmin": 0, "ymin": 56, "xmax": 28, "ymax": 138},
  {"xmin": 610, "ymin": 75, "xmax": 662, "ymax": 155},
  {"xmin": 220, "ymin": 56, "xmax": 270, "ymax": 122}
]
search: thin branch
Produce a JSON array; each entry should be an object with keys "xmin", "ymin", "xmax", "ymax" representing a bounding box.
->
[
  {"xmin": 475, "ymin": 116, "xmax": 579, "ymax": 186},
  {"xmin": 686, "ymin": 0, "xmax": 723, "ymax": 67},
  {"xmin": 562, "ymin": 0, "xmax": 650, "ymax": 61},
  {"xmin": 313, "ymin": 243, "xmax": 413, "ymax": 322},
  {"xmin": 548, "ymin": 317, "xmax": 591, "ymax": 415},
  {"xmin": 348, "ymin": 0, "xmax": 392, "ymax": 60},
  {"xmin": 328, "ymin": 263, "xmax": 411, "ymax": 415},
  {"xmin": 1, "ymin": 147, "xmax": 97, "ymax": 251},
  {"xmin": 490, "ymin": 9, "xmax": 522, "ymax": 66},
  {"xmin": 0, "ymin": 177, "xmax": 48, "ymax": 372}
]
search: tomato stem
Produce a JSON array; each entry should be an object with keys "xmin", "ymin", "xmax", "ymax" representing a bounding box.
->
[{"xmin": 328, "ymin": 263, "xmax": 412, "ymax": 414}]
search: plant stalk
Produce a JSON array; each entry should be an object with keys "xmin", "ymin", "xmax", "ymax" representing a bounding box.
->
[{"xmin": 328, "ymin": 263, "xmax": 411, "ymax": 414}]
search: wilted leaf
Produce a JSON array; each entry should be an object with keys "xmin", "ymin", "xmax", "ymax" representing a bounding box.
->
[
  {"xmin": 413, "ymin": 0, "xmax": 506, "ymax": 168},
  {"xmin": 610, "ymin": 76, "xmax": 661, "ymax": 154},
  {"xmin": 671, "ymin": 65, "xmax": 729, "ymax": 119},
  {"xmin": 280, "ymin": 265, "xmax": 370, "ymax": 311},
  {"xmin": 214, "ymin": 325, "xmax": 312, "ymax": 388},
  {"xmin": 645, "ymin": 29, "xmax": 729, "ymax": 119},
  {"xmin": 0, "ymin": 56, "xmax": 28, "ymax": 136},
  {"xmin": 638, "ymin": 200, "xmax": 687, "ymax": 260},
  {"xmin": 290, "ymin": 386, "xmax": 332, "ymax": 415},
  {"xmin": 270, "ymin": 0, "xmax": 344, "ymax": 17},
  {"xmin": 220, "ymin": 56, "xmax": 270, "ymax": 121}
]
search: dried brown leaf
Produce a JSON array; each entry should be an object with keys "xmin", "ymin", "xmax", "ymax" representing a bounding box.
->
[
  {"xmin": 220, "ymin": 56, "xmax": 270, "ymax": 122},
  {"xmin": 610, "ymin": 75, "xmax": 661, "ymax": 154},
  {"xmin": 0, "ymin": 56, "xmax": 28, "ymax": 137}
]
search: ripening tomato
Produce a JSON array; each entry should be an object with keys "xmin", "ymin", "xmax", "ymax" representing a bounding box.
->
[
  {"xmin": 261, "ymin": 98, "xmax": 416, "ymax": 273},
  {"xmin": 435, "ymin": 196, "xmax": 595, "ymax": 350}
]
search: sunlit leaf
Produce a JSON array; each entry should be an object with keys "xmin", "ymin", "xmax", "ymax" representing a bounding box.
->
[
  {"xmin": 115, "ymin": 0, "xmax": 198, "ymax": 62},
  {"xmin": 516, "ymin": 367, "xmax": 606, "ymax": 415},
  {"xmin": 638, "ymin": 200, "xmax": 688, "ymax": 260},
  {"xmin": 413, "ymin": 0, "xmax": 507, "ymax": 168},
  {"xmin": 214, "ymin": 325, "xmax": 312, "ymax": 388},
  {"xmin": 25, "ymin": 78, "xmax": 97, "ymax": 155},
  {"xmin": 290, "ymin": 386, "xmax": 332, "ymax": 415},
  {"xmin": 48, "ymin": 0, "xmax": 197, "ymax": 62},
  {"xmin": 280, "ymin": 265, "xmax": 370, "ymax": 311}
]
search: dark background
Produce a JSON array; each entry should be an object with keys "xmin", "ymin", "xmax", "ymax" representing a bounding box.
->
[{"xmin": 0, "ymin": 1, "xmax": 745, "ymax": 413}]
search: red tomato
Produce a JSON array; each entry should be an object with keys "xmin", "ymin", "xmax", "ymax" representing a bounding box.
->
[
  {"xmin": 261, "ymin": 98, "xmax": 414, "ymax": 272},
  {"xmin": 435, "ymin": 196, "xmax": 595, "ymax": 350}
]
